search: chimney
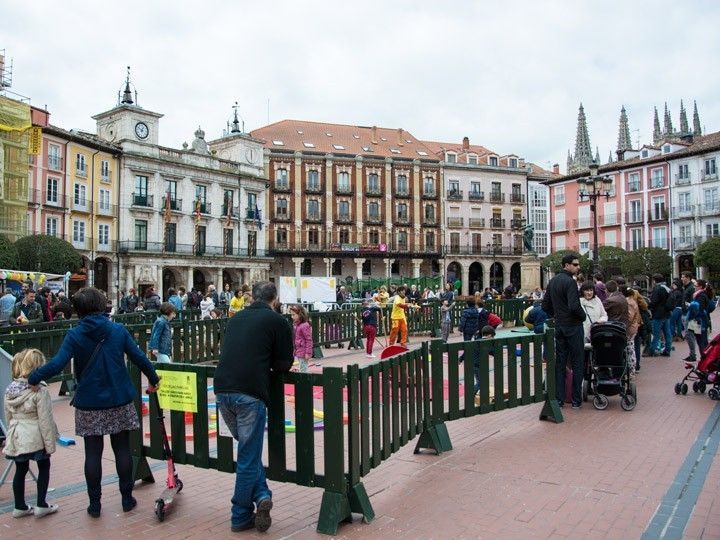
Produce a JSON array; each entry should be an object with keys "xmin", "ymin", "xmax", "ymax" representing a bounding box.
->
[
  {"xmin": 552, "ymin": 163, "xmax": 560, "ymax": 174},
  {"xmin": 371, "ymin": 126, "xmax": 378, "ymax": 144},
  {"xmin": 397, "ymin": 128, "xmax": 404, "ymax": 146},
  {"xmin": 462, "ymin": 136, "xmax": 470, "ymax": 150}
]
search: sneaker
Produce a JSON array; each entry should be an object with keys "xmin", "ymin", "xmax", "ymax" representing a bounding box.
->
[
  {"xmin": 34, "ymin": 504, "xmax": 59, "ymax": 518},
  {"xmin": 231, "ymin": 518, "xmax": 256, "ymax": 532},
  {"xmin": 12, "ymin": 507, "xmax": 34, "ymax": 518},
  {"xmin": 571, "ymin": 403, "xmax": 581, "ymax": 410},
  {"xmin": 366, "ymin": 354, "xmax": 376, "ymax": 358},
  {"xmin": 255, "ymin": 498, "xmax": 273, "ymax": 532},
  {"xmin": 661, "ymin": 352, "xmax": 671, "ymax": 357}
]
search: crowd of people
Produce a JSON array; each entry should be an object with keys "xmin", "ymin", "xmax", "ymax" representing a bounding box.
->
[
  {"xmin": 541, "ymin": 253, "xmax": 717, "ymax": 409},
  {"xmin": 0, "ymin": 282, "xmax": 73, "ymax": 326}
]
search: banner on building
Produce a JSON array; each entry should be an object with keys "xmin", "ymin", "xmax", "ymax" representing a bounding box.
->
[
  {"xmin": 0, "ymin": 96, "xmax": 31, "ymax": 132},
  {"xmin": 28, "ymin": 127, "xmax": 42, "ymax": 155}
]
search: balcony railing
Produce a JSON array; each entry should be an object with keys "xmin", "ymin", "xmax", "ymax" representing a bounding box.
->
[
  {"xmin": 394, "ymin": 188, "xmax": 411, "ymax": 198},
  {"xmin": 72, "ymin": 199, "xmax": 89, "ymax": 212},
  {"xmin": 443, "ymin": 244, "xmax": 517, "ymax": 256},
  {"xmin": 571, "ymin": 217, "xmax": 592, "ymax": 229},
  {"xmin": 132, "ymin": 193, "xmax": 154, "ymax": 208},
  {"xmin": 673, "ymin": 236, "xmax": 702, "ymax": 250},
  {"xmin": 337, "ymin": 214, "xmax": 353, "ymax": 223},
  {"xmin": 551, "ymin": 220, "xmax": 567, "ymax": 230},
  {"xmin": 273, "ymin": 211, "xmax": 291, "ymax": 222},
  {"xmin": 468, "ymin": 191, "xmax": 485, "ymax": 201},
  {"xmin": 336, "ymin": 184, "xmax": 352, "ymax": 195},
  {"xmin": 701, "ymin": 202, "xmax": 720, "ymax": 215},
  {"xmin": 553, "ymin": 196, "xmax": 566, "ymax": 205},
  {"xmin": 447, "ymin": 189, "xmax": 463, "ymax": 200},
  {"xmin": 96, "ymin": 202, "xmax": 117, "ymax": 216},
  {"xmin": 100, "ymin": 170, "xmax": 111, "ymax": 183},
  {"xmin": 490, "ymin": 218, "xmax": 506, "ymax": 229},
  {"xmin": 220, "ymin": 203, "xmax": 237, "ymax": 217},
  {"xmin": 701, "ymin": 171, "xmax": 718, "ymax": 182},
  {"xmin": 510, "ymin": 193, "xmax": 525, "ymax": 204},
  {"xmin": 469, "ymin": 218, "xmax": 485, "ymax": 228},
  {"xmin": 671, "ymin": 205, "xmax": 695, "ymax": 219},
  {"xmin": 648, "ymin": 208, "xmax": 669, "ymax": 222},
  {"xmin": 625, "ymin": 212, "xmax": 644, "ymax": 224},
  {"xmin": 394, "ymin": 215, "xmax": 410, "ymax": 225},
  {"xmin": 447, "ymin": 217, "xmax": 464, "ymax": 228},
  {"xmin": 366, "ymin": 186, "xmax": 382, "ymax": 196},
  {"xmin": 76, "ymin": 167, "xmax": 87, "ymax": 178},
  {"xmin": 365, "ymin": 214, "xmax": 382, "ymax": 224},
  {"xmin": 118, "ymin": 241, "xmax": 267, "ymax": 258},
  {"xmin": 650, "ymin": 176, "xmax": 665, "ymax": 189},
  {"xmin": 163, "ymin": 196, "xmax": 183, "ymax": 212},
  {"xmin": 274, "ymin": 181, "xmax": 291, "ymax": 192},
  {"xmin": 305, "ymin": 182, "xmax": 323, "ymax": 194},
  {"xmin": 422, "ymin": 216, "xmax": 437, "ymax": 226},
  {"xmin": 628, "ymin": 182, "xmax": 641, "ymax": 192},
  {"xmin": 422, "ymin": 189, "xmax": 437, "ymax": 199},
  {"xmin": 489, "ymin": 192, "xmax": 505, "ymax": 203},
  {"xmin": 675, "ymin": 173, "xmax": 691, "ymax": 185},
  {"xmin": 72, "ymin": 237, "xmax": 88, "ymax": 250},
  {"xmin": 306, "ymin": 212, "xmax": 323, "ymax": 223},
  {"xmin": 48, "ymin": 157, "xmax": 63, "ymax": 171},
  {"xmin": 600, "ymin": 213, "xmax": 620, "ymax": 226}
]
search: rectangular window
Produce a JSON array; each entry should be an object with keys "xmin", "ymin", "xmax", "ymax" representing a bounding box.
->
[
  {"xmin": 72, "ymin": 220, "xmax": 86, "ymax": 244},
  {"xmin": 652, "ymin": 227, "xmax": 667, "ymax": 249},
  {"xmin": 339, "ymin": 229, "xmax": 350, "ymax": 243},
  {"xmin": 423, "ymin": 176, "xmax": 435, "ymax": 195},
  {"xmin": 491, "ymin": 182, "xmax": 501, "ymax": 196},
  {"xmin": 509, "ymin": 158, "xmax": 518, "ymax": 168},
  {"xmin": 308, "ymin": 229, "xmax": 319, "ymax": 245},
  {"xmin": 705, "ymin": 158, "xmax": 717, "ymax": 176},
  {"xmin": 368, "ymin": 202, "xmax": 380, "ymax": 218},
  {"xmin": 678, "ymin": 163, "xmax": 689, "ymax": 180},
  {"xmin": 99, "ymin": 189, "xmax": 111, "ymax": 213},
  {"xmin": 446, "ymin": 153, "xmax": 456, "ymax": 163},
  {"xmin": 196, "ymin": 184, "xmax": 207, "ymax": 204},
  {"xmin": 369, "ymin": 229, "xmax": 379, "ymax": 244},
  {"xmin": 397, "ymin": 203, "xmax": 408, "ymax": 219},
  {"xmin": 532, "ymin": 208, "xmax": 547, "ymax": 231},
  {"xmin": 368, "ymin": 173, "xmax": 380, "ymax": 192},
  {"xmin": 308, "ymin": 199, "xmax": 320, "ymax": 219},
  {"xmin": 397, "ymin": 231, "xmax": 408, "ymax": 248},
  {"xmin": 48, "ymin": 145, "xmax": 61, "ymax": 170},
  {"xmin": 46, "ymin": 177, "xmax": 58, "ymax": 203},
  {"xmin": 678, "ymin": 225, "xmax": 692, "ymax": 242},
  {"xmin": 307, "ymin": 169, "xmax": 319, "ymax": 189},
  {"xmin": 704, "ymin": 188, "xmax": 719, "ymax": 212},
  {"xmin": 489, "ymin": 156, "xmax": 498, "ymax": 166},
  {"xmin": 98, "ymin": 224, "xmax": 110, "ymax": 248},
  {"xmin": 467, "ymin": 155, "xmax": 477, "ymax": 165},
  {"xmin": 629, "ymin": 200, "xmax": 642, "ymax": 222},
  {"xmin": 450, "ymin": 232, "xmax": 460, "ymax": 251},
  {"xmin": 448, "ymin": 180, "xmax": 460, "ymax": 194},
  {"xmin": 603, "ymin": 201, "xmax": 617, "ymax": 225},
  {"xmin": 45, "ymin": 217, "xmax": 58, "ymax": 236},
  {"xmin": 247, "ymin": 192, "xmax": 257, "ymax": 218},
  {"xmin": 628, "ymin": 172, "xmax": 640, "ymax": 192},
  {"xmin": 134, "ymin": 175, "xmax": 148, "ymax": 205},
  {"xmin": 223, "ymin": 228, "xmax": 234, "ymax": 255},
  {"xmin": 424, "ymin": 204, "xmax": 435, "ymax": 220},
  {"xmin": 555, "ymin": 236, "xmax": 566, "ymax": 250},
  {"xmin": 651, "ymin": 168, "xmax": 664, "ymax": 188},
  {"xmin": 276, "ymin": 198, "xmax": 288, "ymax": 216},
  {"xmin": 396, "ymin": 174, "xmax": 409, "ymax": 194},
  {"xmin": 534, "ymin": 233, "xmax": 548, "ymax": 254},
  {"xmin": 631, "ymin": 228, "xmax": 643, "ymax": 250},
  {"xmin": 100, "ymin": 160, "xmax": 110, "ymax": 181},
  {"xmin": 76, "ymin": 153, "xmax": 86, "ymax": 176},
  {"xmin": 554, "ymin": 185, "xmax": 565, "ymax": 205},
  {"xmin": 425, "ymin": 231, "xmax": 435, "ymax": 248},
  {"xmin": 74, "ymin": 183, "xmax": 87, "ymax": 208},
  {"xmin": 470, "ymin": 182, "xmax": 481, "ymax": 194},
  {"xmin": 338, "ymin": 171, "xmax": 350, "ymax": 191},
  {"xmin": 678, "ymin": 192, "xmax": 691, "ymax": 212},
  {"xmin": 165, "ymin": 223, "xmax": 177, "ymax": 252},
  {"xmin": 276, "ymin": 228, "xmax": 287, "ymax": 245},
  {"xmin": 196, "ymin": 226, "xmax": 207, "ymax": 255},
  {"xmin": 555, "ymin": 209, "xmax": 566, "ymax": 230},
  {"xmin": 276, "ymin": 168, "xmax": 289, "ymax": 188},
  {"xmin": 707, "ymin": 223, "xmax": 720, "ymax": 238},
  {"xmin": 652, "ymin": 196, "xmax": 666, "ymax": 220},
  {"xmin": 604, "ymin": 230, "xmax": 617, "ymax": 247},
  {"xmin": 338, "ymin": 200, "xmax": 350, "ymax": 218},
  {"xmin": 134, "ymin": 220, "xmax": 147, "ymax": 250}
]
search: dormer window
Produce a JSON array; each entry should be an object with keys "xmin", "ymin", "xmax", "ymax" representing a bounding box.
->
[
  {"xmin": 467, "ymin": 154, "xmax": 478, "ymax": 165},
  {"xmin": 641, "ymin": 149, "xmax": 649, "ymax": 158},
  {"xmin": 333, "ymin": 144, "xmax": 345, "ymax": 150},
  {"xmin": 303, "ymin": 142, "xmax": 315, "ymax": 148},
  {"xmin": 446, "ymin": 152, "xmax": 457, "ymax": 163},
  {"xmin": 390, "ymin": 148, "xmax": 401, "ymax": 154},
  {"xmin": 489, "ymin": 156, "xmax": 498, "ymax": 166},
  {"xmin": 509, "ymin": 158, "xmax": 518, "ymax": 168},
  {"xmin": 663, "ymin": 144, "xmax": 671, "ymax": 154},
  {"xmin": 417, "ymin": 151, "xmax": 428, "ymax": 156},
  {"xmin": 272, "ymin": 140, "xmax": 284, "ymax": 146}
]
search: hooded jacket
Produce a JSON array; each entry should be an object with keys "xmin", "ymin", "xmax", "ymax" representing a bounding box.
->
[
  {"xmin": 200, "ymin": 297, "xmax": 215, "ymax": 319},
  {"xmin": 3, "ymin": 379, "xmax": 58, "ymax": 457},
  {"xmin": 28, "ymin": 314, "xmax": 159, "ymax": 410}
]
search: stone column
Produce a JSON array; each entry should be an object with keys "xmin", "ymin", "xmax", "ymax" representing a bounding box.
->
[
  {"xmin": 323, "ymin": 257, "xmax": 332, "ymax": 277},
  {"xmin": 384, "ymin": 258, "xmax": 393, "ymax": 280},
  {"xmin": 216, "ymin": 268, "xmax": 223, "ymax": 290},
  {"xmin": 292, "ymin": 257, "xmax": 304, "ymax": 278},
  {"xmin": 462, "ymin": 262, "xmax": 470, "ymax": 296},
  {"xmin": 185, "ymin": 267, "xmax": 193, "ymax": 290},
  {"xmin": 354, "ymin": 258, "xmax": 365, "ymax": 281},
  {"xmin": 126, "ymin": 266, "xmax": 134, "ymax": 290},
  {"xmin": 411, "ymin": 258, "xmax": 423, "ymax": 278},
  {"xmin": 294, "ymin": 152, "xmax": 303, "ymax": 247}
]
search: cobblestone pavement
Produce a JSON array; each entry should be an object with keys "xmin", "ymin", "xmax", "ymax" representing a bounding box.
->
[{"xmin": 2, "ymin": 322, "xmax": 719, "ymax": 539}]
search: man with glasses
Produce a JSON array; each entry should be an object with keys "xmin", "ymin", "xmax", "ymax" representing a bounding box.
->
[{"xmin": 542, "ymin": 253, "xmax": 586, "ymax": 409}]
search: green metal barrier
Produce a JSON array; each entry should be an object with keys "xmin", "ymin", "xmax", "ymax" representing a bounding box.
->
[{"xmin": 128, "ymin": 327, "xmax": 561, "ymax": 535}]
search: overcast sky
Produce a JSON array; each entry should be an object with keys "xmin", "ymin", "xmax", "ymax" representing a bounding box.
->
[{"xmin": 4, "ymin": 0, "xmax": 719, "ymax": 172}]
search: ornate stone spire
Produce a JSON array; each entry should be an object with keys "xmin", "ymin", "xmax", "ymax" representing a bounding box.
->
[
  {"xmin": 566, "ymin": 149, "xmax": 572, "ymax": 171},
  {"xmin": 568, "ymin": 103, "xmax": 594, "ymax": 173},
  {"xmin": 120, "ymin": 66, "xmax": 134, "ymax": 105},
  {"xmin": 231, "ymin": 101, "xmax": 241, "ymax": 134},
  {"xmin": 653, "ymin": 107, "xmax": 662, "ymax": 144},
  {"xmin": 608, "ymin": 150, "xmax": 614, "ymax": 164},
  {"xmin": 679, "ymin": 100, "xmax": 689, "ymax": 135},
  {"xmin": 617, "ymin": 105, "xmax": 632, "ymax": 152},
  {"xmin": 693, "ymin": 100, "xmax": 702, "ymax": 135},
  {"xmin": 595, "ymin": 146, "xmax": 600, "ymax": 164},
  {"xmin": 663, "ymin": 102, "xmax": 673, "ymax": 137}
]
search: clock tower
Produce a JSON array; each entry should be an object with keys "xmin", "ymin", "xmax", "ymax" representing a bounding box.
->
[{"xmin": 92, "ymin": 67, "xmax": 163, "ymax": 146}]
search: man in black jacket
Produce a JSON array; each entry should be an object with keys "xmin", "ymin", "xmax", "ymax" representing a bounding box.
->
[
  {"xmin": 648, "ymin": 273, "xmax": 672, "ymax": 356},
  {"xmin": 681, "ymin": 271, "xmax": 695, "ymax": 311},
  {"xmin": 542, "ymin": 253, "xmax": 586, "ymax": 408},
  {"xmin": 214, "ymin": 282, "xmax": 293, "ymax": 533}
]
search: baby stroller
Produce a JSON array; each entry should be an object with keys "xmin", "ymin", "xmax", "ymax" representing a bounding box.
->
[
  {"xmin": 588, "ymin": 321, "xmax": 636, "ymax": 411},
  {"xmin": 675, "ymin": 332, "xmax": 720, "ymax": 399}
]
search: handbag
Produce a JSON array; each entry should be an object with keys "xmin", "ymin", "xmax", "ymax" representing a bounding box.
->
[
  {"xmin": 69, "ymin": 338, "xmax": 105, "ymax": 406},
  {"xmin": 687, "ymin": 319, "xmax": 702, "ymax": 334}
]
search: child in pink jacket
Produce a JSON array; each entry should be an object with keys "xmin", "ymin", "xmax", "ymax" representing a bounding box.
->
[{"xmin": 290, "ymin": 305, "xmax": 313, "ymax": 373}]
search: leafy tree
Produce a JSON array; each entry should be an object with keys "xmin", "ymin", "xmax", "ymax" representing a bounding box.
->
[
  {"xmin": 14, "ymin": 235, "xmax": 82, "ymax": 275},
  {"xmin": 620, "ymin": 247, "xmax": 673, "ymax": 279},
  {"xmin": 597, "ymin": 246, "xmax": 626, "ymax": 278},
  {"xmin": 0, "ymin": 234, "xmax": 18, "ymax": 269},
  {"xmin": 541, "ymin": 250, "xmax": 591, "ymax": 276},
  {"xmin": 696, "ymin": 237, "xmax": 720, "ymax": 270}
]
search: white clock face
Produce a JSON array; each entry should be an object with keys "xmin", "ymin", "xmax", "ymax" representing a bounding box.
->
[
  {"xmin": 135, "ymin": 122, "xmax": 149, "ymax": 140},
  {"xmin": 245, "ymin": 148, "xmax": 257, "ymax": 164}
]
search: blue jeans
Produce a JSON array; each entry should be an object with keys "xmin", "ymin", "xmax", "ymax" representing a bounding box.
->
[
  {"xmin": 651, "ymin": 318, "xmax": 672, "ymax": 354},
  {"xmin": 554, "ymin": 324, "xmax": 585, "ymax": 406},
  {"xmin": 670, "ymin": 307, "xmax": 683, "ymax": 337},
  {"xmin": 216, "ymin": 393, "xmax": 271, "ymax": 528}
]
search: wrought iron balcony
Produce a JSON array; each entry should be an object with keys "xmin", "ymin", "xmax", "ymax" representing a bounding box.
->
[
  {"xmin": 510, "ymin": 193, "xmax": 525, "ymax": 204},
  {"xmin": 447, "ymin": 189, "xmax": 463, "ymax": 200},
  {"xmin": 489, "ymin": 192, "xmax": 505, "ymax": 203},
  {"xmin": 131, "ymin": 193, "xmax": 154, "ymax": 208},
  {"xmin": 469, "ymin": 218, "xmax": 485, "ymax": 228},
  {"xmin": 274, "ymin": 180, "xmax": 291, "ymax": 192},
  {"xmin": 490, "ymin": 218, "xmax": 506, "ymax": 229},
  {"xmin": 447, "ymin": 217, "xmax": 464, "ymax": 228},
  {"xmin": 305, "ymin": 182, "xmax": 323, "ymax": 194},
  {"xmin": 163, "ymin": 196, "xmax": 183, "ymax": 212},
  {"xmin": 468, "ymin": 190, "xmax": 484, "ymax": 201}
]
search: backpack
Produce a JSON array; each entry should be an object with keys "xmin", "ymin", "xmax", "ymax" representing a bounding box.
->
[
  {"xmin": 488, "ymin": 313, "xmax": 502, "ymax": 328},
  {"xmin": 188, "ymin": 291, "xmax": 201, "ymax": 308},
  {"xmin": 477, "ymin": 308, "xmax": 489, "ymax": 329},
  {"xmin": 708, "ymin": 297, "xmax": 717, "ymax": 314},
  {"xmin": 661, "ymin": 285, "xmax": 674, "ymax": 312}
]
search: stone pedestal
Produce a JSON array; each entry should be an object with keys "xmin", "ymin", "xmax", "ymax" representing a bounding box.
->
[{"xmin": 520, "ymin": 253, "xmax": 542, "ymax": 293}]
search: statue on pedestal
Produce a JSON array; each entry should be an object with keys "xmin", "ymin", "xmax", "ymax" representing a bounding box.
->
[{"xmin": 522, "ymin": 224, "xmax": 535, "ymax": 255}]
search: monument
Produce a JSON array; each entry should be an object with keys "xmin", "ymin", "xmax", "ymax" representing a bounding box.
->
[{"xmin": 520, "ymin": 224, "xmax": 542, "ymax": 293}]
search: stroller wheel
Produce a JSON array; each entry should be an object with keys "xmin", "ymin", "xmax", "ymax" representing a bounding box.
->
[
  {"xmin": 674, "ymin": 383, "xmax": 682, "ymax": 395},
  {"xmin": 155, "ymin": 499, "xmax": 166, "ymax": 522},
  {"xmin": 582, "ymin": 380, "xmax": 588, "ymax": 402},
  {"xmin": 698, "ymin": 381, "xmax": 707, "ymax": 394},
  {"xmin": 621, "ymin": 394, "xmax": 636, "ymax": 411},
  {"xmin": 593, "ymin": 394, "xmax": 609, "ymax": 410},
  {"xmin": 693, "ymin": 382, "xmax": 699, "ymax": 393},
  {"xmin": 709, "ymin": 388, "xmax": 719, "ymax": 400},
  {"xmin": 681, "ymin": 383, "xmax": 689, "ymax": 395},
  {"xmin": 176, "ymin": 478, "xmax": 183, "ymax": 493}
]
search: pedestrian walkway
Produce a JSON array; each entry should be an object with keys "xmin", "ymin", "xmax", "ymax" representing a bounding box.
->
[{"xmin": 2, "ymin": 325, "xmax": 719, "ymax": 538}]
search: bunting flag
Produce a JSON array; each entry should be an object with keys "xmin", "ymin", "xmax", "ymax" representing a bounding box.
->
[
  {"xmin": 225, "ymin": 192, "xmax": 232, "ymax": 227},
  {"xmin": 254, "ymin": 204, "xmax": 263, "ymax": 230},
  {"xmin": 164, "ymin": 189, "xmax": 172, "ymax": 223},
  {"xmin": 194, "ymin": 197, "xmax": 201, "ymax": 224}
]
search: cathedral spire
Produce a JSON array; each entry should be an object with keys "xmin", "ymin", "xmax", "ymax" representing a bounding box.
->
[
  {"xmin": 120, "ymin": 66, "xmax": 134, "ymax": 105},
  {"xmin": 617, "ymin": 105, "xmax": 632, "ymax": 152},
  {"xmin": 663, "ymin": 102, "xmax": 673, "ymax": 137},
  {"xmin": 679, "ymin": 100, "xmax": 689, "ymax": 135},
  {"xmin": 653, "ymin": 107, "xmax": 662, "ymax": 144},
  {"xmin": 693, "ymin": 100, "xmax": 702, "ymax": 135},
  {"xmin": 595, "ymin": 146, "xmax": 600, "ymax": 164},
  {"xmin": 608, "ymin": 150, "xmax": 614, "ymax": 164},
  {"xmin": 568, "ymin": 103, "xmax": 593, "ymax": 173}
]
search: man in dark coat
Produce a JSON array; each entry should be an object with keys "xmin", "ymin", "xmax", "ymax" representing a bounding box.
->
[
  {"xmin": 542, "ymin": 253, "xmax": 586, "ymax": 408},
  {"xmin": 214, "ymin": 282, "xmax": 293, "ymax": 533},
  {"xmin": 648, "ymin": 273, "xmax": 672, "ymax": 356}
]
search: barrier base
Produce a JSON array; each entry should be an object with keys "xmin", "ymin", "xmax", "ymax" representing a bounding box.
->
[
  {"xmin": 316, "ymin": 490, "xmax": 351, "ymax": 535},
  {"xmin": 539, "ymin": 398, "xmax": 564, "ymax": 423},
  {"xmin": 131, "ymin": 455, "xmax": 154, "ymax": 483},
  {"xmin": 349, "ymin": 481, "xmax": 375, "ymax": 524},
  {"xmin": 313, "ymin": 345, "xmax": 324, "ymax": 359},
  {"xmin": 349, "ymin": 337, "xmax": 363, "ymax": 350},
  {"xmin": 413, "ymin": 421, "xmax": 452, "ymax": 455}
]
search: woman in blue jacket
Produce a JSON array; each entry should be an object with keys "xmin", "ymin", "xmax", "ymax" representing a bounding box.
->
[{"xmin": 29, "ymin": 287, "xmax": 160, "ymax": 518}]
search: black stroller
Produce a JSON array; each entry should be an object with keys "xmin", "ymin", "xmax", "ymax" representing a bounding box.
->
[{"xmin": 588, "ymin": 321, "xmax": 636, "ymax": 411}]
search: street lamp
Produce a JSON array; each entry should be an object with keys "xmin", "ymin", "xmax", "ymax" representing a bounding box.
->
[{"xmin": 577, "ymin": 160, "xmax": 613, "ymax": 274}]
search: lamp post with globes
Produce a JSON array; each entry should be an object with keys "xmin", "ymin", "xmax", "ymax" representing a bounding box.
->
[{"xmin": 577, "ymin": 160, "xmax": 613, "ymax": 274}]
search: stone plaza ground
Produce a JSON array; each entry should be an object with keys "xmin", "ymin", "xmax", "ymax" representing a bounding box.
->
[{"xmin": 2, "ymin": 319, "xmax": 720, "ymax": 539}]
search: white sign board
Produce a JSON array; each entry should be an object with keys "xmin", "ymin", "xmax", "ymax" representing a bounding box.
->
[
  {"xmin": 300, "ymin": 277, "xmax": 337, "ymax": 303},
  {"xmin": 278, "ymin": 276, "xmax": 299, "ymax": 304}
]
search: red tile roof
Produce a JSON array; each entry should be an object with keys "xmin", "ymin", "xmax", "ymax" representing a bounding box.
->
[{"xmin": 250, "ymin": 119, "xmax": 438, "ymax": 160}]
